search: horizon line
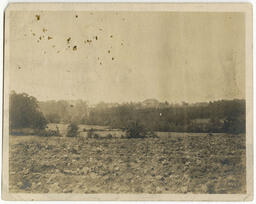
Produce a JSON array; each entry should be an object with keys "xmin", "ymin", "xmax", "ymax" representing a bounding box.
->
[{"xmin": 10, "ymin": 90, "xmax": 245, "ymax": 105}]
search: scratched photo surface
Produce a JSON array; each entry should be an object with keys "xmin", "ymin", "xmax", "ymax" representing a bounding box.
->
[{"xmin": 7, "ymin": 11, "xmax": 246, "ymax": 194}]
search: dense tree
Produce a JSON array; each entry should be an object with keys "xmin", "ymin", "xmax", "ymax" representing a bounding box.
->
[
  {"xmin": 9, "ymin": 91, "xmax": 47, "ymax": 130},
  {"xmin": 66, "ymin": 123, "xmax": 79, "ymax": 137}
]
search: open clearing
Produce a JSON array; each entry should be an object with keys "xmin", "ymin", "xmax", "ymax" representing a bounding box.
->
[{"xmin": 9, "ymin": 133, "xmax": 246, "ymax": 194}]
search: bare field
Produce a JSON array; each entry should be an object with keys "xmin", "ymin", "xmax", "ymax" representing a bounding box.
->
[{"xmin": 9, "ymin": 134, "xmax": 246, "ymax": 194}]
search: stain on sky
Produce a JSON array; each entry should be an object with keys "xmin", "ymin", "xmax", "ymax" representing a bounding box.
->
[
  {"xmin": 26, "ymin": 13, "xmax": 126, "ymax": 63},
  {"xmin": 12, "ymin": 12, "xmax": 245, "ymax": 103},
  {"xmin": 35, "ymin": 15, "xmax": 40, "ymax": 21}
]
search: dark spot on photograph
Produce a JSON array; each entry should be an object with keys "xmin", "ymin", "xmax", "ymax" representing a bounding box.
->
[{"xmin": 35, "ymin": 14, "xmax": 40, "ymax": 21}]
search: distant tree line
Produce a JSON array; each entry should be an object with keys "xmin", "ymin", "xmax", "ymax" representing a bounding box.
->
[
  {"xmin": 84, "ymin": 100, "xmax": 245, "ymax": 134},
  {"xmin": 38, "ymin": 97, "xmax": 245, "ymax": 134},
  {"xmin": 9, "ymin": 91, "xmax": 245, "ymax": 134}
]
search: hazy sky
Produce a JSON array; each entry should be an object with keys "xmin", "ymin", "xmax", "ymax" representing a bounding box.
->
[{"xmin": 9, "ymin": 11, "xmax": 245, "ymax": 104}]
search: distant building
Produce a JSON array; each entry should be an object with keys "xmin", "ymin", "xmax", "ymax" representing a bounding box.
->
[{"xmin": 142, "ymin": 99, "xmax": 160, "ymax": 108}]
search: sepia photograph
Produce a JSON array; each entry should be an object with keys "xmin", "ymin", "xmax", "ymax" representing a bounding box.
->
[{"xmin": 2, "ymin": 3, "xmax": 253, "ymax": 201}]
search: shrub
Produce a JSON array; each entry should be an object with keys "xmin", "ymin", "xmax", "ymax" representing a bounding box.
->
[
  {"xmin": 87, "ymin": 128, "xmax": 95, "ymax": 138},
  {"xmin": 66, "ymin": 123, "xmax": 79, "ymax": 137},
  {"xmin": 87, "ymin": 128, "xmax": 100, "ymax": 138},
  {"xmin": 146, "ymin": 130, "xmax": 158, "ymax": 138},
  {"xmin": 36, "ymin": 129, "xmax": 60, "ymax": 137},
  {"xmin": 124, "ymin": 121, "xmax": 148, "ymax": 139}
]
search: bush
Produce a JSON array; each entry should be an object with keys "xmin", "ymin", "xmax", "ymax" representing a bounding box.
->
[
  {"xmin": 124, "ymin": 121, "xmax": 148, "ymax": 139},
  {"xmin": 66, "ymin": 123, "xmax": 79, "ymax": 137},
  {"xmin": 87, "ymin": 128, "xmax": 100, "ymax": 138},
  {"xmin": 87, "ymin": 128, "xmax": 94, "ymax": 138},
  {"xmin": 146, "ymin": 130, "xmax": 158, "ymax": 138},
  {"xmin": 36, "ymin": 129, "xmax": 60, "ymax": 137}
]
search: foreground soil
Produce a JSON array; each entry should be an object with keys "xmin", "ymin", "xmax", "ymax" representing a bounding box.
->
[{"xmin": 9, "ymin": 134, "xmax": 246, "ymax": 194}]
